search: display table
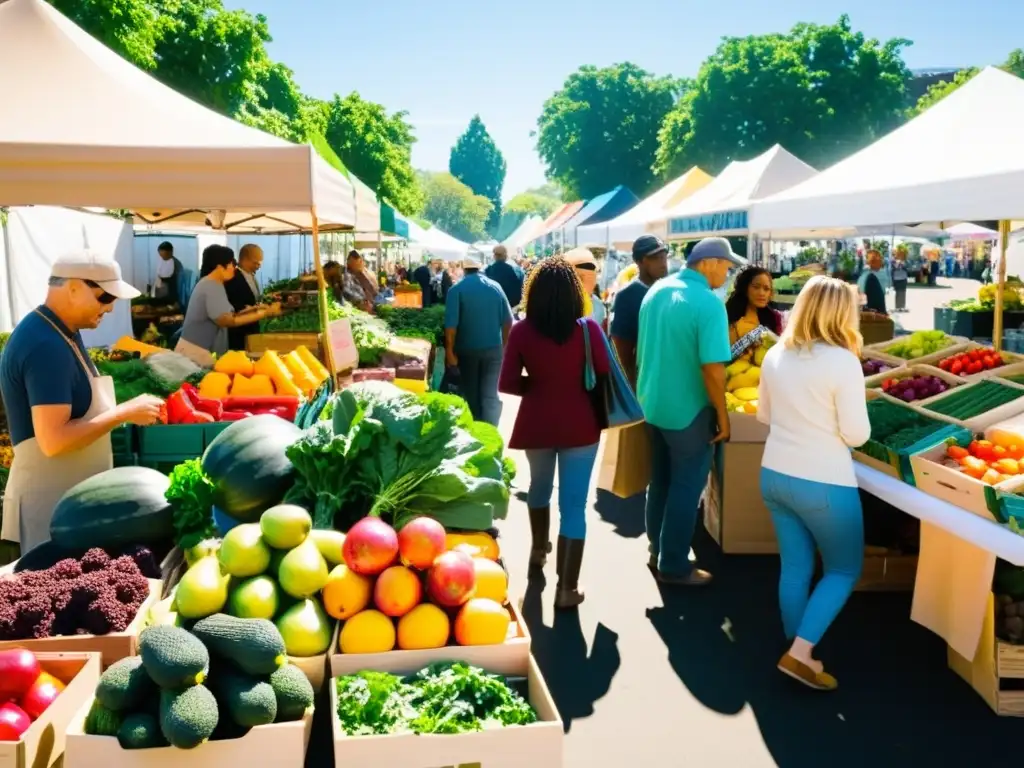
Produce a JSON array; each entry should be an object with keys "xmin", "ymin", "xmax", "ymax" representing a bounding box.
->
[{"xmin": 855, "ymin": 462, "xmax": 1020, "ymax": 659}]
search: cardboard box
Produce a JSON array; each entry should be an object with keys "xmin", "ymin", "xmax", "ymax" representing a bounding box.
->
[
  {"xmin": 288, "ymin": 623, "xmax": 339, "ymax": 692},
  {"xmin": 331, "ymin": 598, "xmax": 531, "ymax": 676},
  {"xmin": 865, "ymin": 336, "xmax": 971, "ymax": 364},
  {"xmin": 863, "ymin": 363, "xmax": 964, "ymax": 399},
  {"xmin": 0, "ymin": 579, "xmax": 161, "ymax": 668},
  {"xmin": 703, "ymin": 442, "xmax": 778, "ymax": 554},
  {"xmin": 910, "ymin": 442, "xmax": 1024, "ymax": 522},
  {"xmin": 948, "ymin": 593, "xmax": 1024, "ymax": 716},
  {"xmin": 0, "ymin": 652, "xmax": 101, "ymax": 768},
  {"xmin": 728, "ymin": 411, "xmax": 768, "ymax": 443},
  {"xmin": 914, "ymin": 342, "xmax": 1024, "ymax": 379},
  {"xmin": 65, "ymin": 702, "xmax": 313, "ymax": 767},
  {"xmin": 330, "ymin": 653, "xmax": 563, "ymax": 768},
  {"xmin": 918, "ymin": 377, "xmax": 1024, "ymax": 432},
  {"xmin": 855, "ymin": 550, "xmax": 918, "ymax": 592}
]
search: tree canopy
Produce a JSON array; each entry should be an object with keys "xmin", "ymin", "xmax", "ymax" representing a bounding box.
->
[
  {"xmin": 449, "ymin": 116, "xmax": 506, "ymax": 234},
  {"xmin": 909, "ymin": 49, "xmax": 1024, "ymax": 117},
  {"xmin": 536, "ymin": 62, "xmax": 679, "ymax": 200},
  {"xmin": 419, "ymin": 172, "xmax": 493, "ymax": 243},
  {"xmin": 654, "ymin": 16, "xmax": 911, "ymax": 178},
  {"xmin": 504, "ymin": 192, "xmax": 560, "ymax": 218}
]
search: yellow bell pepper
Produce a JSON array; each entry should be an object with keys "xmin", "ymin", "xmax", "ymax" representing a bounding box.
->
[
  {"xmin": 214, "ymin": 350, "xmax": 255, "ymax": 377},
  {"xmin": 198, "ymin": 371, "xmax": 231, "ymax": 399},
  {"xmin": 283, "ymin": 351, "xmax": 318, "ymax": 395},
  {"xmin": 254, "ymin": 350, "xmax": 301, "ymax": 397},
  {"xmin": 248, "ymin": 374, "xmax": 275, "ymax": 396},
  {"xmin": 295, "ymin": 345, "xmax": 330, "ymax": 384},
  {"xmin": 231, "ymin": 373, "xmax": 252, "ymax": 396}
]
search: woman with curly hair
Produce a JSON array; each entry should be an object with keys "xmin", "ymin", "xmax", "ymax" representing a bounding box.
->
[{"xmin": 499, "ymin": 257, "xmax": 609, "ymax": 608}]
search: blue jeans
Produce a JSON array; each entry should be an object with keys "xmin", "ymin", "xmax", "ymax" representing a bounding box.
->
[
  {"xmin": 760, "ymin": 467, "xmax": 864, "ymax": 644},
  {"xmin": 458, "ymin": 346, "xmax": 503, "ymax": 426},
  {"xmin": 525, "ymin": 444, "xmax": 600, "ymax": 540},
  {"xmin": 646, "ymin": 408, "xmax": 716, "ymax": 576}
]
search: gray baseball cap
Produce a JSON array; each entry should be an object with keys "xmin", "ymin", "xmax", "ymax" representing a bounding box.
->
[
  {"xmin": 51, "ymin": 251, "xmax": 140, "ymax": 299},
  {"xmin": 686, "ymin": 237, "xmax": 748, "ymax": 269}
]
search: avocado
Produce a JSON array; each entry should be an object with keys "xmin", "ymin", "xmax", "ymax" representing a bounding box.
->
[
  {"xmin": 191, "ymin": 614, "xmax": 286, "ymax": 675},
  {"xmin": 139, "ymin": 625, "xmax": 210, "ymax": 689},
  {"xmin": 96, "ymin": 656, "xmax": 155, "ymax": 712},
  {"xmin": 208, "ymin": 664, "xmax": 277, "ymax": 727},
  {"xmin": 159, "ymin": 685, "xmax": 219, "ymax": 749},
  {"xmin": 118, "ymin": 712, "xmax": 167, "ymax": 749},
  {"xmin": 269, "ymin": 664, "xmax": 315, "ymax": 722}
]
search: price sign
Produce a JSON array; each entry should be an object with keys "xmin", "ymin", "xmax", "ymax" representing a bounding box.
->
[{"xmin": 327, "ymin": 318, "xmax": 359, "ymax": 373}]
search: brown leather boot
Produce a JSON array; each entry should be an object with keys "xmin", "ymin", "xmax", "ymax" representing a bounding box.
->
[
  {"xmin": 554, "ymin": 535, "xmax": 585, "ymax": 609},
  {"xmin": 528, "ymin": 506, "xmax": 552, "ymax": 569}
]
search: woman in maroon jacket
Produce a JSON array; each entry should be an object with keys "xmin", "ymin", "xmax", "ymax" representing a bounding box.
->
[{"xmin": 499, "ymin": 257, "xmax": 609, "ymax": 609}]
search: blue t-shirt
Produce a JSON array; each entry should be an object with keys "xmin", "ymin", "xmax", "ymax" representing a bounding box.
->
[
  {"xmin": 484, "ymin": 261, "xmax": 524, "ymax": 308},
  {"xmin": 637, "ymin": 269, "xmax": 731, "ymax": 431},
  {"xmin": 609, "ymin": 279, "xmax": 649, "ymax": 344},
  {"xmin": 444, "ymin": 272, "xmax": 513, "ymax": 352},
  {"xmin": 0, "ymin": 306, "xmax": 96, "ymax": 447}
]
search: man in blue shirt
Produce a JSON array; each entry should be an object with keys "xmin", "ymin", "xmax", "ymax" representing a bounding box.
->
[
  {"xmin": 484, "ymin": 245, "xmax": 524, "ymax": 315},
  {"xmin": 610, "ymin": 235, "xmax": 670, "ymax": 386},
  {"xmin": 637, "ymin": 237, "xmax": 746, "ymax": 586},
  {"xmin": 444, "ymin": 257, "xmax": 513, "ymax": 426}
]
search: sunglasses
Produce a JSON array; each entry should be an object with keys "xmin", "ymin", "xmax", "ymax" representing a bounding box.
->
[{"xmin": 83, "ymin": 280, "xmax": 117, "ymax": 305}]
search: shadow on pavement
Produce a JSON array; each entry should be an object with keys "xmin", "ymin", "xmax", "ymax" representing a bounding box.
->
[
  {"xmin": 593, "ymin": 488, "xmax": 647, "ymax": 539},
  {"xmin": 522, "ymin": 571, "xmax": 621, "ymax": 733},
  {"xmin": 646, "ymin": 526, "xmax": 1024, "ymax": 768}
]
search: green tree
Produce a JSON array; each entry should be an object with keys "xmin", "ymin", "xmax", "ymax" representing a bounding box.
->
[
  {"xmin": 536, "ymin": 62, "xmax": 679, "ymax": 200},
  {"xmin": 910, "ymin": 49, "xmax": 1024, "ymax": 117},
  {"xmin": 504, "ymin": 192, "xmax": 560, "ymax": 218},
  {"xmin": 49, "ymin": 0, "xmax": 163, "ymax": 69},
  {"xmin": 655, "ymin": 15, "xmax": 911, "ymax": 178},
  {"xmin": 449, "ymin": 116, "xmax": 507, "ymax": 234},
  {"xmin": 324, "ymin": 93, "xmax": 424, "ymax": 216},
  {"xmin": 419, "ymin": 171, "xmax": 493, "ymax": 243}
]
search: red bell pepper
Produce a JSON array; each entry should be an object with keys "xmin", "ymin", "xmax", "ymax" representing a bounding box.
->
[
  {"xmin": 166, "ymin": 387, "xmax": 215, "ymax": 425},
  {"xmin": 221, "ymin": 396, "xmax": 299, "ymax": 422},
  {"xmin": 181, "ymin": 383, "xmax": 224, "ymax": 421},
  {"xmin": 219, "ymin": 410, "xmax": 250, "ymax": 421}
]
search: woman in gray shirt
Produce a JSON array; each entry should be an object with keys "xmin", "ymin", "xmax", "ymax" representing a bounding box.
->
[{"xmin": 174, "ymin": 245, "xmax": 281, "ymax": 366}]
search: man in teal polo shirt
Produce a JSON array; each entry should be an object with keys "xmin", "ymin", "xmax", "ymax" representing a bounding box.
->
[{"xmin": 637, "ymin": 237, "xmax": 746, "ymax": 586}]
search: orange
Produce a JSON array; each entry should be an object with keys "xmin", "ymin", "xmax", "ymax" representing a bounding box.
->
[
  {"xmin": 321, "ymin": 564, "xmax": 373, "ymax": 620},
  {"xmin": 471, "ymin": 558, "xmax": 508, "ymax": 604},
  {"xmin": 339, "ymin": 610, "xmax": 396, "ymax": 654},
  {"xmin": 397, "ymin": 604, "xmax": 451, "ymax": 650},
  {"xmin": 373, "ymin": 565, "xmax": 422, "ymax": 618},
  {"xmin": 453, "ymin": 598, "xmax": 511, "ymax": 646}
]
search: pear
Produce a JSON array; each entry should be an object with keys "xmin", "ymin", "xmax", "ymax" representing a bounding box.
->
[
  {"xmin": 175, "ymin": 556, "xmax": 230, "ymax": 619},
  {"xmin": 260, "ymin": 505, "xmax": 313, "ymax": 550},
  {"xmin": 308, "ymin": 529, "xmax": 346, "ymax": 566},
  {"xmin": 218, "ymin": 524, "xmax": 271, "ymax": 577},
  {"xmin": 277, "ymin": 539, "xmax": 330, "ymax": 599},
  {"xmin": 275, "ymin": 599, "xmax": 334, "ymax": 656}
]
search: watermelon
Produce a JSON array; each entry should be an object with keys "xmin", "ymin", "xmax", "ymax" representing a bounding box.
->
[
  {"xmin": 50, "ymin": 467, "xmax": 174, "ymax": 549},
  {"xmin": 201, "ymin": 415, "xmax": 302, "ymax": 524}
]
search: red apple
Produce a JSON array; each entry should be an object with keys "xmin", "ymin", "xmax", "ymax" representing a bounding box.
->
[
  {"xmin": 0, "ymin": 649, "xmax": 40, "ymax": 700},
  {"xmin": 342, "ymin": 517, "xmax": 399, "ymax": 575},
  {"xmin": 19, "ymin": 673, "xmax": 64, "ymax": 720},
  {"xmin": 426, "ymin": 550, "xmax": 477, "ymax": 608},
  {"xmin": 398, "ymin": 517, "xmax": 446, "ymax": 570},
  {"xmin": 0, "ymin": 702, "xmax": 31, "ymax": 741}
]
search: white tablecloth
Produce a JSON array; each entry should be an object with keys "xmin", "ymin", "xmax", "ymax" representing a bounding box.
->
[{"xmin": 855, "ymin": 463, "xmax": 1018, "ymax": 658}]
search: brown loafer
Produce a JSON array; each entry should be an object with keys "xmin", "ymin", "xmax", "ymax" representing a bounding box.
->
[
  {"xmin": 777, "ymin": 654, "xmax": 838, "ymax": 691},
  {"xmin": 655, "ymin": 568, "xmax": 713, "ymax": 587}
]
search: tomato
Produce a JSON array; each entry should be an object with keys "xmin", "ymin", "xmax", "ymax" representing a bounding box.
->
[
  {"xmin": 951, "ymin": 360, "xmax": 964, "ymax": 375},
  {"xmin": 993, "ymin": 445, "xmax": 1008, "ymax": 459},
  {"xmin": 962, "ymin": 455, "xmax": 989, "ymax": 478},
  {"xmin": 947, "ymin": 445, "xmax": 970, "ymax": 460},
  {"xmin": 971, "ymin": 440, "xmax": 997, "ymax": 460},
  {"xmin": 970, "ymin": 350, "xmax": 983, "ymax": 361},
  {"xmin": 995, "ymin": 458, "xmax": 1021, "ymax": 476},
  {"xmin": 939, "ymin": 358, "xmax": 952, "ymax": 370},
  {"xmin": 1008, "ymin": 444, "xmax": 1024, "ymax": 460},
  {"xmin": 969, "ymin": 361, "xmax": 984, "ymax": 374}
]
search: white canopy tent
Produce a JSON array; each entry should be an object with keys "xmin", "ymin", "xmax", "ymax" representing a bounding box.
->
[
  {"xmin": 407, "ymin": 222, "xmax": 472, "ymax": 263},
  {"xmin": 501, "ymin": 216, "xmax": 542, "ymax": 250},
  {"xmin": 576, "ymin": 166, "xmax": 714, "ymax": 248},
  {"xmin": 0, "ymin": 0, "xmax": 357, "ymax": 233},
  {"xmin": 749, "ymin": 67, "xmax": 1024, "ymax": 232},
  {"xmin": 945, "ymin": 222, "xmax": 998, "ymax": 241},
  {"xmin": 662, "ymin": 145, "xmax": 817, "ymax": 240}
]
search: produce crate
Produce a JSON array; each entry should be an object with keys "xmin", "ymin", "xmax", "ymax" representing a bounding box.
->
[
  {"xmin": 910, "ymin": 439, "xmax": 1024, "ymax": 522},
  {"xmin": 110, "ymin": 424, "xmax": 136, "ymax": 455},
  {"xmin": 330, "ymin": 653, "xmax": 562, "ymax": 768},
  {"xmin": 392, "ymin": 289, "xmax": 422, "ymax": 308},
  {"xmin": 914, "ymin": 341, "xmax": 1024, "ymax": 379},
  {"xmin": 862, "ymin": 347, "xmax": 907, "ymax": 371},
  {"xmin": 0, "ymin": 652, "xmax": 101, "ymax": 768},
  {"xmin": 863, "ymin": 363, "xmax": 963, "ymax": 402},
  {"xmin": 330, "ymin": 595, "xmax": 531, "ymax": 674},
  {"xmin": 948, "ymin": 593, "xmax": 1024, "ymax": 716},
  {"xmin": 919, "ymin": 378, "xmax": 1024, "ymax": 432},
  {"xmin": 902, "ymin": 342, "xmax": 972, "ymax": 369},
  {"xmin": 859, "ymin": 313, "xmax": 895, "ymax": 346},
  {"xmin": 65, "ymin": 702, "xmax": 313, "ymax": 767},
  {"xmin": 247, "ymin": 332, "xmax": 322, "ymax": 360},
  {"xmin": 702, "ymin": 441, "xmax": 777, "ymax": 554},
  {"xmin": 289, "ymin": 623, "xmax": 339, "ymax": 692},
  {"xmin": 865, "ymin": 336, "xmax": 970, "ymax": 365},
  {"xmin": 727, "ymin": 410, "xmax": 768, "ymax": 443},
  {"xmin": 0, "ymin": 579, "xmax": 161, "ymax": 668},
  {"xmin": 203, "ymin": 421, "xmax": 232, "ymax": 445},
  {"xmin": 137, "ymin": 423, "xmax": 205, "ymax": 459}
]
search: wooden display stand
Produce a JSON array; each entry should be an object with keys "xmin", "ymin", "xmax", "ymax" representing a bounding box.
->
[{"xmin": 948, "ymin": 593, "xmax": 1024, "ymax": 716}]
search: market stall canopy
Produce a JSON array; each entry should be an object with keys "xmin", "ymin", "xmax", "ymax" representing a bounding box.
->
[
  {"xmin": 351, "ymin": 176, "xmax": 381, "ymax": 234},
  {"xmin": 664, "ymin": 145, "xmax": 817, "ymax": 240},
  {"xmin": 945, "ymin": 222, "xmax": 998, "ymax": 241},
  {"xmin": 408, "ymin": 221, "xmax": 471, "ymax": 262},
  {"xmin": 749, "ymin": 67, "xmax": 1024, "ymax": 232},
  {"xmin": 531, "ymin": 201, "xmax": 585, "ymax": 243},
  {"xmin": 576, "ymin": 166, "xmax": 713, "ymax": 247},
  {"xmin": 380, "ymin": 203, "xmax": 410, "ymax": 239},
  {"xmin": 0, "ymin": 0, "xmax": 356, "ymax": 232},
  {"xmin": 560, "ymin": 185, "xmax": 640, "ymax": 246},
  {"xmin": 501, "ymin": 215, "xmax": 543, "ymax": 249}
]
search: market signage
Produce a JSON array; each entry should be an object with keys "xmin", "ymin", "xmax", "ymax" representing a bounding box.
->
[{"xmin": 669, "ymin": 209, "xmax": 748, "ymax": 236}]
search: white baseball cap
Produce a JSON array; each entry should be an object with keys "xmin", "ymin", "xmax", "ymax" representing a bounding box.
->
[{"xmin": 51, "ymin": 251, "xmax": 140, "ymax": 300}]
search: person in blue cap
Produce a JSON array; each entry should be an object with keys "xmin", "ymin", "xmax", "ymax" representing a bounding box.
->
[
  {"xmin": 610, "ymin": 235, "xmax": 670, "ymax": 386},
  {"xmin": 637, "ymin": 236, "xmax": 747, "ymax": 586}
]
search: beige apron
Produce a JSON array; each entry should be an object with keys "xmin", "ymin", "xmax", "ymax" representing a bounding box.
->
[
  {"xmin": 1, "ymin": 310, "xmax": 115, "ymax": 551},
  {"xmin": 174, "ymin": 337, "xmax": 215, "ymax": 368}
]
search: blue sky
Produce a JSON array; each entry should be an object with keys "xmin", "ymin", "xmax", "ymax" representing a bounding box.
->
[{"xmin": 224, "ymin": 0, "xmax": 1022, "ymax": 200}]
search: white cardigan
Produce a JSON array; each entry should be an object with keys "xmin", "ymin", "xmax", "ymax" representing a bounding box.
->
[{"xmin": 756, "ymin": 342, "xmax": 871, "ymax": 487}]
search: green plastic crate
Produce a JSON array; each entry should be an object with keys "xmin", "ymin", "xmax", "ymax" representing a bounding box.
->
[
  {"xmin": 203, "ymin": 421, "xmax": 232, "ymax": 446},
  {"xmin": 138, "ymin": 424, "xmax": 205, "ymax": 460}
]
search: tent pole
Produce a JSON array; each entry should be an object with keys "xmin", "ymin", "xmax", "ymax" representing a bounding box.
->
[
  {"xmin": 309, "ymin": 207, "xmax": 337, "ymax": 376},
  {"xmin": 994, "ymin": 220, "xmax": 1011, "ymax": 352}
]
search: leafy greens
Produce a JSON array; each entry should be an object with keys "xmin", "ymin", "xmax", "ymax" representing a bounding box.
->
[
  {"xmin": 285, "ymin": 382, "xmax": 509, "ymax": 532},
  {"xmin": 165, "ymin": 459, "xmax": 217, "ymax": 549}
]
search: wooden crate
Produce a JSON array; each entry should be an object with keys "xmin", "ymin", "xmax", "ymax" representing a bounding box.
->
[
  {"xmin": 948, "ymin": 593, "xmax": 1024, "ymax": 716},
  {"xmin": 0, "ymin": 652, "xmax": 101, "ymax": 768},
  {"xmin": 0, "ymin": 579, "xmax": 161, "ymax": 668},
  {"xmin": 246, "ymin": 332, "xmax": 322, "ymax": 359},
  {"xmin": 392, "ymin": 289, "xmax": 422, "ymax": 308}
]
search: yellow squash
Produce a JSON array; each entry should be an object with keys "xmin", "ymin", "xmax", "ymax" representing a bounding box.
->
[
  {"xmin": 253, "ymin": 350, "xmax": 301, "ymax": 397},
  {"xmin": 295, "ymin": 345, "xmax": 330, "ymax": 384},
  {"xmin": 214, "ymin": 350, "xmax": 255, "ymax": 377},
  {"xmin": 283, "ymin": 351, "xmax": 318, "ymax": 394},
  {"xmin": 197, "ymin": 371, "xmax": 231, "ymax": 399}
]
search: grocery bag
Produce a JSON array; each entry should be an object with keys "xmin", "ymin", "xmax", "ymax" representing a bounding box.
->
[{"xmin": 597, "ymin": 423, "xmax": 651, "ymax": 499}]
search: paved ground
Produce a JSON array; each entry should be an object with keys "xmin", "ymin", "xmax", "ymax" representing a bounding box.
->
[
  {"xmin": 892, "ymin": 276, "xmax": 978, "ymax": 333},
  {"xmin": 488, "ymin": 276, "xmax": 1024, "ymax": 768}
]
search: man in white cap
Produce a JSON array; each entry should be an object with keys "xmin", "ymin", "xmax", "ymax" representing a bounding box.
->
[
  {"xmin": 637, "ymin": 237, "xmax": 747, "ymax": 586},
  {"xmin": 0, "ymin": 252, "xmax": 164, "ymax": 553},
  {"xmin": 443, "ymin": 255, "xmax": 513, "ymax": 425}
]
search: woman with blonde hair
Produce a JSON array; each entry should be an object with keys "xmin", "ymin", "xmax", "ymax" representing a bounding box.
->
[{"xmin": 756, "ymin": 276, "xmax": 871, "ymax": 691}]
